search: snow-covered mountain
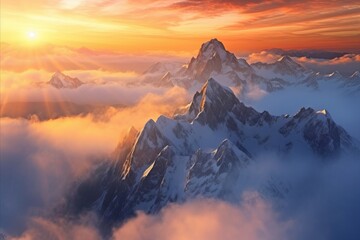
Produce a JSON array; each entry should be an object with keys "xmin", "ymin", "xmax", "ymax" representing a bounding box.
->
[
  {"xmin": 141, "ymin": 39, "xmax": 275, "ymax": 92},
  {"xmin": 141, "ymin": 62, "xmax": 185, "ymax": 87},
  {"xmin": 175, "ymin": 39, "xmax": 253, "ymax": 87},
  {"xmin": 302, "ymin": 70, "xmax": 360, "ymax": 93},
  {"xmin": 67, "ymin": 79, "xmax": 358, "ymax": 229},
  {"xmin": 251, "ymin": 55, "xmax": 310, "ymax": 83},
  {"xmin": 48, "ymin": 71, "xmax": 84, "ymax": 89},
  {"xmin": 141, "ymin": 39, "xmax": 359, "ymax": 95}
]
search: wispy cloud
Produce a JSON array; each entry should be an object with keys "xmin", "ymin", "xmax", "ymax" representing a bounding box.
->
[{"xmin": 1, "ymin": 0, "xmax": 359, "ymax": 52}]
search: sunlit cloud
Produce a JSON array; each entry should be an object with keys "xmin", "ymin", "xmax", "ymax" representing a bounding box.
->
[
  {"xmin": 246, "ymin": 51, "xmax": 282, "ymax": 64},
  {"xmin": 9, "ymin": 216, "xmax": 102, "ymax": 240},
  {"xmin": 112, "ymin": 194, "xmax": 292, "ymax": 240},
  {"xmin": 0, "ymin": 85, "xmax": 189, "ymax": 236},
  {"xmin": 296, "ymin": 54, "xmax": 360, "ymax": 75},
  {"xmin": 1, "ymin": 0, "xmax": 359, "ymax": 52},
  {"xmin": 297, "ymin": 53, "xmax": 360, "ymax": 65}
]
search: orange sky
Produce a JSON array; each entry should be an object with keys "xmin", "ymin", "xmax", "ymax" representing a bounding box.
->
[{"xmin": 1, "ymin": 0, "xmax": 360, "ymax": 54}]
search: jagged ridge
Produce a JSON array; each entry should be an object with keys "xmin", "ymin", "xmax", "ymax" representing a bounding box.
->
[{"xmin": 67, "ymin": 78, "xmax": 358, "ymax": 233}]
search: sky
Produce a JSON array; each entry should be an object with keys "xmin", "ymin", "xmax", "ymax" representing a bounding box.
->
[
  {"xmin": 1, "ymin": 0, "xmax": 360, "ymax": 54},
  {"xmin": 1, "ymin": 1, "xmax": 360, "ymax": 239}
]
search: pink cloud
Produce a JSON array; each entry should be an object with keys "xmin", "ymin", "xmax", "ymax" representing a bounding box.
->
[
  {"xmin": 9, "ymin": 216, "xmax": 101, "ymax": 240},
  {"xmin": 297, "ymin": 53, "xmax": 360, "ymax": 66},
  {"xmin": 112, "ymin": 193, "xmax": 292, "ymax": 240},
  {"xmin": 246, "ymin": 51, "xmax": 282, "ymax": 64}
]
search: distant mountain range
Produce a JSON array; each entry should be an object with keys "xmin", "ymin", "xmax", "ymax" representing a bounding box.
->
[
  {"xmin": 141, "ymin": 39, "xmax": 360, "ymax": 95},
  {"xmin": 37, "ymin": 40, "xmax": 359, "ymax": 95},
  {"xmin": 264, "ymin": 48, "xmax": 349, "ymax": 59}
]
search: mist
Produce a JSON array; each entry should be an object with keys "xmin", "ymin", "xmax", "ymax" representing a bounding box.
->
[
  {"xmin": 0, "ymin": 87, "xmax": 189, "ymax": 237},
  {"xmin": 0, "ymin": 69, "xmax": 173, "ymax": 106},
  {"xmin": 253, "ymin": 152, "xmax": 360, "ymax": 240},
  {"xmin": 6, "ymin": 150, "xmax": 360, "ymax": 240}
]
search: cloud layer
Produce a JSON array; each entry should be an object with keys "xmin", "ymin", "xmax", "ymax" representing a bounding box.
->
[
  {"xmin": 0, "ymin": 67, "xmax": 192, "ymax": 106},
  {"xmin": 6, "ymin": 152, "xmax": 360, "ymax": 240},
  {"xmin": 112, "ymin": 195, "xmax": 291, "ymax": 240},
  {"xmin": 9, "ymin": 193, "xmax": 292, "ymax": 240},
  {"xmin": 0, "ymin": 86, "xmax": 189, "ymax": 237}
]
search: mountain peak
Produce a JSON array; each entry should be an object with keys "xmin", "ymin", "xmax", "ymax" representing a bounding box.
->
[
  {"xmin": 177, "ymin": 78, "xmax": 239, "ymax": 124},
  {"xmin": 174, "ymin": 38, "xmax": 252, "ymax": 86},
  {"xmin": 186, "ymin": 78, "xmax": 240, "ymax": 128},
  {"xmin": 201, "ymin": 38, "xmax": 225, "ymax": 51},
  {"xmin": 48, "ymin": 71, "xmax": 83, "ymax": 89},
  {"xmin": 53, "ymin": 71, "xmax": 65, "ymax": 78},
  {"xmin": 202, "ymin": 78, "xmax": 231, "ymax": 94},
  {"xmin": 294, "ymin": 107, "xmax": 315, "ymax": 119},
  {"xmin": 197, "ymin": 38, "xmax": 227, "ymax": 61},
  {"xmin": 278, "ymin": 55, "xmax": 293, "ymax": 62},
  {"xmin": 273, "ymin": 55, "xmax": 306, "ymax": 75},
  {"xmin": 199, "ymin": 78, "xmax": 235, "ymax": 107},
  {"xmin": 316, "ymin": 109, "xmax": 331, "ymax": 118},
  {"xmin": 277, "ymin": 55, "xmax": 301, "ymax": 68}
]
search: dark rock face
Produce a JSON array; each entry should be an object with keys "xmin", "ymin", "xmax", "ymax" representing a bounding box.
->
[
  {"xmin": 129, "ymin": 146, "xmax": 176, "ymax": 212},
  {"xmin": 194, "ymin": 79, "xmax": 240, "ymax": 129},
  {"xmin": 124, "ymin": 120, "xmax": 169, "ymax": 175}
]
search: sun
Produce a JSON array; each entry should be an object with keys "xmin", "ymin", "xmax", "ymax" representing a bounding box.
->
[{"xmin": 26, "ymin": 31, "xmax": 37, "ymax": 40}]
